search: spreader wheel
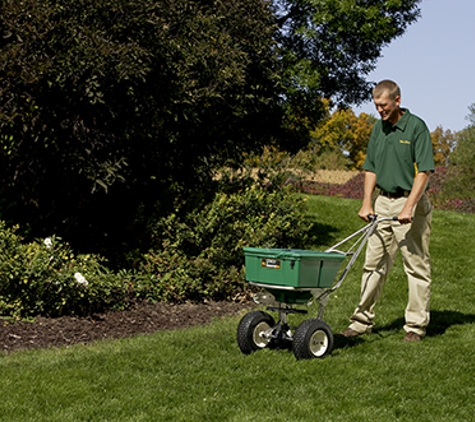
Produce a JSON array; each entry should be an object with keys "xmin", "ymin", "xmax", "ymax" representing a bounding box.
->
[
  {"xmin": 293, "ymin": 319, "xmax": 334, "ymax": 360},
  {"xmin": 237, "ymin": 311, "xmax": 275, "ymax": 354}
]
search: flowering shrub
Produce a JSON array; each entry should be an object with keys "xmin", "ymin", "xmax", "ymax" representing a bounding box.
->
[
  {"xmin": 293, "ymin": 180, "xmax": 336, "ymax": 196},
  {"xmin": 436, "ymin": 197, "xmax": 475, "ymax": 213},
  {"xmin": 425, "ymin": 166, "xmax": 447, "ymax": 208},
  {"xmin": 0, "ymin": 223, "xmax": 131, "ymax": 317},
  {"xmin": 0, "ymin": 181, "xmax": 314, "ymax": 315}
]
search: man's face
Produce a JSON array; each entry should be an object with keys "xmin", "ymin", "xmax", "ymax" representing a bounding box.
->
[{"xmin": 373, "ymin": 91, "xmax": 401, "ymax": 124}]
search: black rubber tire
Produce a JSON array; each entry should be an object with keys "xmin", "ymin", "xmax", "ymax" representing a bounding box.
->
[
  {"xmin": 237, "ymin": 311, "xmax": 275, "ymax": 354},
  {"xmin": 292, "ymin": 319, "xmax": 334, "ymax": 360}
]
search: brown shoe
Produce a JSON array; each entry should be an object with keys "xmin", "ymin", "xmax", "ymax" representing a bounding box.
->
[
  {"xmin": 340, "ymin": 328, "xmax": 363, "ymax": 338},
  {"xmin": 403, "ymin": 331, "xmax": 421, "ymax": 342}
]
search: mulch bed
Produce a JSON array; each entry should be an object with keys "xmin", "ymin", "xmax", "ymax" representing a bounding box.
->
[{"xmin": 1, "ymin": 300, "xmax": 256, "ymax": 353}]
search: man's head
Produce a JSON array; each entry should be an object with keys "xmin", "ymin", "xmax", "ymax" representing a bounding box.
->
[{"xmin": 372, "ymin": 80, "xmax": 403, "ymax": 124}]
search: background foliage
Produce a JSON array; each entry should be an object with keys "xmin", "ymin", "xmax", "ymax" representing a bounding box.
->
[
  {"xmin": 0, "ymin": 222, "xmax": 130, "ymax": 317},
  {"xmin": 0, "ymin": 0, "xmax": 280, "ymax": 260},
  {"xmin": 0, "ymin": 179, "xmax": 313, "ymax": 317},
  {"xmin": 434, "ymin": 104, "xmax": 475, "ymax": 211},
  {"xmin": 5, "ymin": 0, "xmax": 473, "ymax": 319},
  {"xmin": 0, "ymin": 0, "xmax": 422, "ymax": 262},
  {"xmin": 310, "ymin": 106, "xmax": 376, "ymax": 170},
  {"xmin": 430, "ymin": 125, "xmax": 457, "ymax": 166}
]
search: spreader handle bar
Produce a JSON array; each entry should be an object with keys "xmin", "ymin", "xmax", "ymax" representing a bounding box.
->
[
  {"xmin": 324, "ymin": 216, "xmax": 397, "ymax": 253},
  {"xmin": 321, "ymin": 216, "xmax": 399, "ymax": 296}
]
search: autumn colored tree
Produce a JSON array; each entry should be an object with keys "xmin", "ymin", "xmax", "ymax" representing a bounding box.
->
[
  {"xmin": 311, "ymin": 108, "xmax": 376, "ymax": 170},
  {"xmin": 431, "ymin": 126, "xmax": 457, "ymax": 166}
]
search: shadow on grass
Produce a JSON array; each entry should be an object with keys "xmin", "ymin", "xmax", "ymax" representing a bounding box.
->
[
  {"xmin": 240, "ymin": 309, "xmax": 475, "ymax": 358},
  {"xmin": 372, "ymin": 310, "xmax": 475, "ymax": 338},
  {"xmin": 305, "ymin": 218, "xmax": 341, "ymax": 249},
  {"xmin": 427, "ymin": 310, "xmax": 475, "ymax": 337},
  {"xmin": 333, "ymin": 334, "xmax": 365, "ymax": 351},
  {"xmin": 331, "ymin": 310, "xmax": 475, "ymax": 352}
]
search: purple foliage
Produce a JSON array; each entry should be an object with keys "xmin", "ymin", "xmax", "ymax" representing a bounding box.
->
[
  {"xmin": 296, "ymin": 167, "xmax": 475, "ymax": 214},
  {"xmin": 297, "ymin": 181, "xmax": 336, "ymax": 196},
  {"xmin": 327, "ymin": 172, "xmax": 365, "ymax": 199},
  {"xmin": 437, "ymin": 197, "xmax": 475, "ymax": 213},
  {"xmin": 426, "ymin": 166, "xmax": 447, "ymax": 201}
]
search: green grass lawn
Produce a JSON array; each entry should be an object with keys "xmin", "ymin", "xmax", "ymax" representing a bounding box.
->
[{"xmin": 1, "ymin": 195, "xmax": 475, "ymax": 421}]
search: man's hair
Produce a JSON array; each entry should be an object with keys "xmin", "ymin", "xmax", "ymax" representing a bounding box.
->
[{"xmin": 373, "ymin": 80, "xmax": 401, "ymax": 100}]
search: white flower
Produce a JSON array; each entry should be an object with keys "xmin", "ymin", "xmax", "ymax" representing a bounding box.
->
[
  {"xmin": 44, "ymin": 237, "xmax": 53, "ymax": 248},
  {"xmin": 74, "ymin": 272, "xmax": 89, "ymax": 287}
]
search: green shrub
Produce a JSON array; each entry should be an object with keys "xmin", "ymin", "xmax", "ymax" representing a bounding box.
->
[
  {"xmin": 135, "ymin": 186, "xmax": 313, "ymax": 302},
  {"xmin": 0, "ymin": 223, "xmax": 130, "ymax": 318},
  {"xmin": 0, "ymin": 181, "xmax": 314, "ymax": 315}
]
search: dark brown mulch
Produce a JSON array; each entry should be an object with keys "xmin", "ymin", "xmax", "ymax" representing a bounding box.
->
[{"xmin": 1, "ymin": 300, "xmax": 256, "ymax": 354}]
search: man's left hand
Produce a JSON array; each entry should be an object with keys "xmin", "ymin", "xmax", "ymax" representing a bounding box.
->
[{"xmin": 398, "ymin": 209, "xmax": 413, "ymax": 224}]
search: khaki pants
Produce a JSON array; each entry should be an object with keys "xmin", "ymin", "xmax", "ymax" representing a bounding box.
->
[{"xmin": 349, "ymin": 194, "xmax": 432, "ymax": 336}]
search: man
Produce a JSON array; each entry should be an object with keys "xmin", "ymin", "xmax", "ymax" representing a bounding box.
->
[{"xmin": 341, "ymin": 80, "xmax": 434, "ymax": 342}]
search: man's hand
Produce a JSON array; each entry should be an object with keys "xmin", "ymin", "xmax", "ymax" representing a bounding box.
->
[
  {"xmin": 397, "ymin": 171, "xmax": 431, "ymax": 224},
  {"xmin": 358, "ymin": 204, "xmax": 375, "ymax": 222},
  {"xmin": 398, "ymin": 207, "xmax": 413, "ymax": 224}
]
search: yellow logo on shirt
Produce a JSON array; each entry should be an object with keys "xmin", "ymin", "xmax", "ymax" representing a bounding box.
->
[{"xmin": 400, "ymin": 140, "xmax": 411, "ymax": 145}]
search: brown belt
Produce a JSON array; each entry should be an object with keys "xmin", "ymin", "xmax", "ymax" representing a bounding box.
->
[{"xmin": 379, "ymin": 189, "xmax": 411, "ymax": 199}]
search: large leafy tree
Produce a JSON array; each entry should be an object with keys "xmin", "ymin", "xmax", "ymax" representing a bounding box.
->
[
  {"xmin": 275, "ymin": 0, "xmax": 421, "ymax": 104},
  {"xmin": 0, "ymin": 0, "xmax": 422, "ymax": 260},
  {"xmin": 0, "ymin": 0, "xmax": 280, "ymax": 257},
  {"xmin": 274, "ymin": 0, "xmax": 421, "ymax": 150}
]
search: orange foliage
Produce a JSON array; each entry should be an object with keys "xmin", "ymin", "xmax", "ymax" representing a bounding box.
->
[
  {"xmin": 431, "ymin": 126, "xmax": 456, "ymax": 166},
  {"xmin": 311, "ymin": 108, "xmax": 376, "ymax": 170}
]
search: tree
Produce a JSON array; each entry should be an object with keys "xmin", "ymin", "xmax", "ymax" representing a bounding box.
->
[
  {"xmin": 272, "ymin": 0, "xmax": 422, "ymax": 151},
  {"xmin": 430, "ymin": 126, "xmax": 457, "ymax": 166},
  {"xmin": 0, "ymin": 0, "xmax": 423, "ymax": 262},
  {"xmin": 311, "ymin": 108, "xmax": 376, "ymax": 170},
  {"xmin": 441, "ymin": 105, "xmax": 475, "ymax": 199},
  {"xmin": 0, "ymin": 0, "xmax": 280, "ymax": 259},
  {"xmin": 275, "ymin": 0, "xmax": 421, "ymax": 105}
]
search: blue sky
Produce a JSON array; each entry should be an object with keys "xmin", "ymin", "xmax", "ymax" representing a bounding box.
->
[{"xmin": 354, "ymin": 0, "xmax": 475, "ymax": 132}]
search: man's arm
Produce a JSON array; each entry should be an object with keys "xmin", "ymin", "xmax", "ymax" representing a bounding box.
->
[
  {"xmin": 358, "ymin": 171, "xmax": 377, "ymax": 222},
  {"xmin": 398, "ymin": 171, "xmax": 431, "ymax": 224}
]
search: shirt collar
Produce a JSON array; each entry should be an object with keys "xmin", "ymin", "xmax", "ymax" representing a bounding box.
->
[{"xmin": 382, "ymin": 108, "xmax": 410, "ymax": 131}]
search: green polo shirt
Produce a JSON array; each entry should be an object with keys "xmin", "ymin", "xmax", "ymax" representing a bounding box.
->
[{"xmin": 363, "ymin": 109, "xmax": 435, "ymax": 193}]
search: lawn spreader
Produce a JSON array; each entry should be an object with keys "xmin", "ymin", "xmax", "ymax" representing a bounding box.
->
[{"xmin": 237, "ymin": 216, "xmax": 398, "ymax": 360}]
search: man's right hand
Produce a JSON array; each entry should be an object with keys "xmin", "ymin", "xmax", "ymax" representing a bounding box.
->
[{"xmin": 358, "ymin": 205, "xmax": 375, "ymax": 222}]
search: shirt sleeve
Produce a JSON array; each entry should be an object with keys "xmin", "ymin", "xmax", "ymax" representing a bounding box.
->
[
  {"xmin": 413, "ymin": 119, "xmax": 435, "ymax": 173},
  {"xmin": 362, "ymin": 122, "xmax": 378, "ymax": 173}
]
